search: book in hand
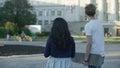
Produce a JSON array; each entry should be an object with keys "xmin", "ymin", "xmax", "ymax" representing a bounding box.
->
[{"xmin": 72, "ymin": 53, "xmax": 104, "ymax": 66}]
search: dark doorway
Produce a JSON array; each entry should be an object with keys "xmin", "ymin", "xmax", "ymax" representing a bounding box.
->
[{"xmin": 117, "ymin": 29, "xmax": 120, "ymax": 36}]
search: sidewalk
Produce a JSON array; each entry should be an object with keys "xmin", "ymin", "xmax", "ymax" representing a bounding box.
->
[
  {"xmin": 0, "ymin": 54, "xmax": 120, "ymax": 68},
  {"xmin": 0, "ymin": 40, "xmax": 85, "ymax": 68},
  {"xmin": 0, "ymin": 54, "xmax": 86, "ymax": 68},
  {"xmin": 0, "ymin": 41, "xmax": 120, "ymax": 68}
]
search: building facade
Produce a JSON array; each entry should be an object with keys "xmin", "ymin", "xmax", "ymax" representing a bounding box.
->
[
  {"xmin": 28, "ymin": 0, "xmax": 80, "ymax": 32},
  {"xmin": 1, "ymin": 0, "xmax": 120, "ymax": 36},
  {"xmin": 29, "ymin": 0, "xmax": 120, "ymax": 36},
  {"xmin": 0, "ymin": 0, "xmax": 6, "ymax": 7}
]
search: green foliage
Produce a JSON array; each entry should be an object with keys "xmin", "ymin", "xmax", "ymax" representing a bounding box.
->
[
  {"xmin": 109, "ymin": 37, "xmax": 120, "ymax": 40},
  {"xmin": 20, "ymin": 28, "xmax": 31, "ymax": 36},
  {"xmin": 39, "ymin": 32, "xmax": 50, "ymax": 37},
  {"xmin": 34, "ymin": 32, "xmax": 50, "ymax": 37},
  {"xmin": 0, "ymin": 1, "xmax": 15, "ymax": 26},
  {"xmin": 0, "ymin": 0, "xmax": 36, "ymax": 27},
  {"xmin": 72, "ymin": 36, "xmax": 120, "ymax": 43},
  {"xmin": 104, "ymin": 37, "xmax": 120, "ymax": 44},
  {"xmin": 35, "ymin": 32, "xmax": 41, "ymax": 37},
  {"xmin": 0, "ymin": 27, "xmax": 6, "ymax": 38},
  {"xmin": 5, "ymin": 21, "xmax": 16, "ymax": 34}
]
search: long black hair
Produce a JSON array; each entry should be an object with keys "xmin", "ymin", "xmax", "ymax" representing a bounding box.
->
[{"xmin": 50, "ymin": 17, "xmax": 72, "ymax": 50}]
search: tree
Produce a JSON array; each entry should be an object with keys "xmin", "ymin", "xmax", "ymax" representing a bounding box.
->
[
  {"xmin": 0, "ymin": 1, "xmax": 15, "ymax": 26},
  {"xmin": 5, "ymin": 21, "xmax": 16, "ymax": 35},
  {"xmin": 0, "ymin": 0, "xmax": 36, "ymax": 28}
]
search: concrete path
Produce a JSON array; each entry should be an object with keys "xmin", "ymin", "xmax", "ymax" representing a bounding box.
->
[
  {"xmin": 0, "ymin": 53, "xmax": 120, "ymax": 68},
  {"xmin": 0, "ymin": 41, "xmax": 120, "ymax": 68},
  {"xmin": 0, "ymin": 54, "xmax": 86, "ymax": 68}
]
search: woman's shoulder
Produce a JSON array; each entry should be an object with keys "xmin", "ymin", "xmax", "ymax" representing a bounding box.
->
[
  {"xmin": 47, "ymin": 36, "xmax": 54, "ymax": 44},
  {"xmin": 70, "ymin": 36, "xmax": 74, "ymax": 41},
  {"xmin": 47, "ymin": 36, "xmax": 52, "ymax": 42}
]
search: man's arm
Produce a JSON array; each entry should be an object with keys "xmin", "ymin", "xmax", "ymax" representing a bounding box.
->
[{"xmin": 85, "ymin": 35, "xmax": 92, "ymax": 61}]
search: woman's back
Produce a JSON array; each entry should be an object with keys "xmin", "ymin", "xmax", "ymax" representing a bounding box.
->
[{"xmin": 44, "ymin": 17, "xmax": 75, "ymax": 68}]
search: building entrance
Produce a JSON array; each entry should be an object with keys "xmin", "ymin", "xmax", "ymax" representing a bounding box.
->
[{"xmin": 117, "ymin": 28, "xmax": 120, "ymax": 36}]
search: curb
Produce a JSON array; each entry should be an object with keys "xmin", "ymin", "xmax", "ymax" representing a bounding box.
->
[{"xmin": 0, "ymin": 54, "xmax": 44, "ymax": 58}]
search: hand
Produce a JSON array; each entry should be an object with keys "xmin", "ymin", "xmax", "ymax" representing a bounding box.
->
[{"xmin": 82, "ymin": 61, "xmax": 88, "ymax": 66}]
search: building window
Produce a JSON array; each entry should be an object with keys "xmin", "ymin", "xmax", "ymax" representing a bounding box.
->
[
  {"xmin": 51, "ymin": 20, "xmax": 53, "ymax": 24},
  {"xmin": 39, "ymin": 11, "xmax": 43, "ymax": 16},
  {"xmin": 51, "ymin": 11, "xmax": 55, "ymax": 16},
  {"xmin": 44, "ymin": 20, "xmax": 49, "ymax": 25},
  {"xmin": 57, "ymin": 11, "xmax": 62, "ymax": 16},
  {"xmin": 38, "ymin": 20, "xmax": 42, "ymax": 25}
]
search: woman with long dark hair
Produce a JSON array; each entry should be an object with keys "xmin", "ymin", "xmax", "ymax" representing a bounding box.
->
[{"xmin": 44, "ymin": 17, "xmax": 75, "ymax": 68}]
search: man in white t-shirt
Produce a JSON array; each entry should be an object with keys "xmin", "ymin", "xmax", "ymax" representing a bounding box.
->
[{"xmin": 82, "ymin": 4, "xmax": 105, "ymax": 68}]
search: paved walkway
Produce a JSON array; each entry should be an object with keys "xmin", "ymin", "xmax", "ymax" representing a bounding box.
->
[
  {"xmin": 0, "ymin": 53, "xmax": 120, "ymax": 68},
  {"xmin": 0, "ymin": 41, "xmax": 120, "ymax": 68},
  {"xmin": 0, "ymin": 54, "xmax": 86, "ymax": 68}
]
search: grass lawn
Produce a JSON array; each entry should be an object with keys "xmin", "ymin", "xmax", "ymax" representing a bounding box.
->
[
  {"xmin": 104, "ymin": 37, "xmax": 120, "ymax": 44},
  {"xmin": 32, "ymin": 36, "xmax": 48, "ymax": 41},
  {"xmin": 1, "ymin": 35, "xmax": 120, "ymax": 44},
  {"xmin": 34, "ymin": 35, "xmax": 120, "ymax": 44},
  {"xmin": 72, "ymin": 36, "xmax": 120, "ymax": 44}
]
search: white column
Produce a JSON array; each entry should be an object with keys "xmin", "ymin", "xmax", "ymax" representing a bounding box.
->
[
  {"xmin": 85, "ymin": 0, "xmax": 96, "ymax": 4},
  {"xmin": 97, "ymin": 0, "xmax": 104, "ymax": 21},
  {"xmin": 90, "ymin": 0, "xmax": 96, "ymax": 4},
  {"xmin": 116, "ymin": 0, "xmax": 119, "ymax": 21},
  {"xmin": 86, "ymin": 0, "xmax": 93, "ymax": 4},
  {"xmin": 110, "ymin": 0, "xmax": 117, "ymax": 21},
  {"xmin": 119, "ymin": 0, "xmax": 120, "ymax": 20}
]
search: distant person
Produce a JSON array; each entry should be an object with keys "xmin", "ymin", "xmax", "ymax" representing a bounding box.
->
[
  {"xmin": 44, "ymin": 17, "xmax": 75, "ymax": 68},
  {"xmin": 82, "ymin": 4, "xmax": 105, "ymax": 68},
  {"xmin": 21, "ymin": 31, "xmax": 26, "ymax": 41},
  {"xmin": 6, "ymin": 29, "xmax": 11, "ymax": 40}
]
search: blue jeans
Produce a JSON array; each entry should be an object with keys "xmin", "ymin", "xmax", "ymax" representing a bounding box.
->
[{"xmin": 88, "ymin": 57, "xmax": 104, "ymax": 68}]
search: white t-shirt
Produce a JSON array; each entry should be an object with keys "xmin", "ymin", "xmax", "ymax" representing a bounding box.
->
[{"xmin": 85, "ymin": 19, "xmax": 105, "ymax": 56}]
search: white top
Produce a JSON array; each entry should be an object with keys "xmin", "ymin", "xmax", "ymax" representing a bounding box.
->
[{"xmin": 85, "ymin": 19, "xmax": 105, "ymax": 56}]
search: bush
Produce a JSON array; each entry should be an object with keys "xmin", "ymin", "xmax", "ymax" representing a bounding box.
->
[
  {"xmin": 0, "ymin": 27, "xmax": 6, "ymax": 38},
  {"xmin": 35, "ymin": 32, "xmax": 50, "ymax": 37},
  {"xmin": 20, "ymin": 28, "xmax": 31, "ymax": 36},
  {"xmin": 5, "ymin": 22, "xmax": 16, "ymax": 35},
  {"xmin": 35, "ymin": 32, "xmax": 41, "ymax": 37}
]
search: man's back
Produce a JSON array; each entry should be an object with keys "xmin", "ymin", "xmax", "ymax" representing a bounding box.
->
[{"xmin": 85, "ymin": 20, "xmax": 104, "ymax": 56}]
